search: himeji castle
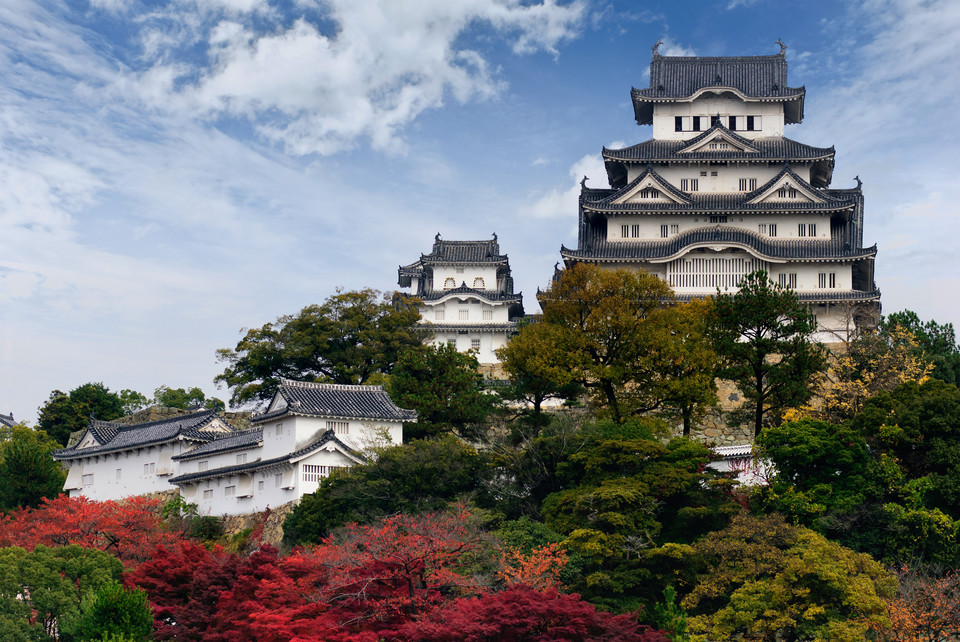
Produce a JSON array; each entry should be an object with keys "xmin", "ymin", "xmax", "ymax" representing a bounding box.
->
[
  {"xmin": 398, "ymin": 234, "xmax": 524, "ymax": 368},
  {"xmin": 560, "ymin": 42, "xmax": 880, "ymax": 340}
]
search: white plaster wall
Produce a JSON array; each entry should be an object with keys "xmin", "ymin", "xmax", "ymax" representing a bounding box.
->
[
  {"xmin": 608, "ymin": 215, "xmax": 833, "ymax": 242},
  {"xmin": 422, "ymin": 298, "xmax": 510, "ymax": 323},
  {"xmin": 430, "ymin": 266, "xmax": 498, "ymax": 292},
  {"xmin": 428, "ymin": 327, "xmax": 512, "ymax": 364},
  {"xmin": 651, "ymin": 99, "xmax": 786, "ymax": 140},
  {"xmin": 625, "ymin": 163, "xmax": 812, "ymax": 189},
  {"xmin": 65, "ymin": 440, "xmax": 195, "ymax": 501}
]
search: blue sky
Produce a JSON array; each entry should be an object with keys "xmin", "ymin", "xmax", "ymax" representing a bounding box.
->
[{"xmin": 2, "ymin": 0, "xmax": 958, "ymax": 422}]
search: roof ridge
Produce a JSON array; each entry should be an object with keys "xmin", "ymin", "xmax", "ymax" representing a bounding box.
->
[
  {"xmin": 279, "ymin": 379, "xmax": 385, "ymax": 392},
  {"xmin": 107, "ymin": 409, "xmax": 219, "ymax": 431}
]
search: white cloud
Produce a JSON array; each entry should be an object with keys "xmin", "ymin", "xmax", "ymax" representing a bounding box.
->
[
  {"xmin": 124, "ymin": 0, "xmax": 586, "ymax": 155},
  {"xmin": 523, "ymin": 146, "xmax": 620, "ymax": 219}
]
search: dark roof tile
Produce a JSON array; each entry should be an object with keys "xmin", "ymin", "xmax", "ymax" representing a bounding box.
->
[{"xmin": 253, "ymin": 381, "xmax": 417, "ymax": 424}]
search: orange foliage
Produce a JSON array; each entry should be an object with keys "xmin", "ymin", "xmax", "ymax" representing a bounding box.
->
[
  {"xmin": 871, "ymin": 566, "xmax": 960, "ymax": 641},
  {"xmin": 497, "ymin": 542, "xmax": 569, "ymax": 591}
]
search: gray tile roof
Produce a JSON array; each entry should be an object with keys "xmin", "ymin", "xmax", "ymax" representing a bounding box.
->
[
  {"xmin": 424, "ymin": 234, "xmax": 507, "ymax": 264},
  {"xmin": 253, "ymin": 380, "xmax": 417, "ymax": 424},
  {"xmin": 419, "ymin": 283, "xmax": 523, "ymax": 304},
  {"xmin": 631, "ymin": 48, "xmax": 805, "ymax": 125},
  {"xmin": 173, "ymin": 428, "xmax": 264, "ymax": 461},
  {"xmin": 603, "ymin": 131, "xmax": 833, "ymax": 163},
  {"xmin": 582, "ymin": 163, "xmax": 856, "ymax": 214},
  {"xmin": 561, "ymin": 226, "xmax": 878, "ymax": 262},
  {"xmin": 168, "ymin": 429, "xmax": 359, "ymax": 485},
  {"xmin": 52, "ymin": 410, "xmax": 229, "ymax": 460},
  {"xmin": 0, "ymin": 413, "xmax": 15, "ymax": 428}
]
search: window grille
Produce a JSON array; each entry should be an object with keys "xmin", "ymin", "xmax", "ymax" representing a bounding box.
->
[
  {"xmin": 326, "ymin": 421, "xmax": 349, "ymax": 435},
  {"xmin": 666, "ymin": 257, "xmax": 769, "ymax": 289},
  {"xmin": 303, "ymin": 465, "xmax": 347, "ymax": 483}
]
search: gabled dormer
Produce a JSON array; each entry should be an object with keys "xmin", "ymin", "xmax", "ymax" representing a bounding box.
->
[
  {"xmin": 745, "ymin": 165, "xmax": 827, "ymax": 205},
  {"xmin": 608, "ymin": 167, "xmax": 693, "ymax": 206},
  {"xmin": 677, "ymin": 124, "xmax": 761, "ymax": 155}
]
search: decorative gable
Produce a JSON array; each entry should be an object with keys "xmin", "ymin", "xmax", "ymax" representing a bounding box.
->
[
  {"xmin": 678, "ymin": 129, "xmax": 760, "ymax": 155},
  {"xmin": 612, "ymin": 174, "xmax": 688, "ymax": 205},
  {"xmin": 77, "ymin": 432, "xmax": 100, "ymax": 449},
  {"xmin": 747, "ymin": 178, "xmax": 825, "ymax": 205}
]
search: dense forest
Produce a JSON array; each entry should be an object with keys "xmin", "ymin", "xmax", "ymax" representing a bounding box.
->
[{"xmin": 3, "ymin": 266, "xmax": 960, "ymax": 640}]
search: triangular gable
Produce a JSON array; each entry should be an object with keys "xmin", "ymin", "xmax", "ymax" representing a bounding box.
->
[
  {"xmin": 76, "ymin": 430, "xmax": 101, "ymax": 450},
  {"xmin": 609, "ymin": 168, "xmax": 692, "ymax": 205},
  {"xmin": 265, "ymin": 390, "xmax": 289, "ymax": 414},
  {"xmin": 290, "ymin": 433, "xmax": 365, "ymax": 466},
  {"xmin": 678, "ymin": 125, "xmax": 761, "ymax": 155},
  {"xmin": 746, "ymin": 166, "xmax": 827, "ymax": 205},
  {"xmin": 198, "ymin": 417, "xmax": 235, "ymax": 435}
]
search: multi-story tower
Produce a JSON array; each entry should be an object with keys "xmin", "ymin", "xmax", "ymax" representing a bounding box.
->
[
  {"xmin": 560, "ymin": 42, "xmax": 879, "ymax": 340},
  {"xmin": 398, "ymin": 234, "xmax": 524, "ymax": 367}
]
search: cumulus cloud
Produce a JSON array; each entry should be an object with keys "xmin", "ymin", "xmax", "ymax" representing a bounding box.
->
[
  {"xmin": 523, "ymin": 146, "xmax": 619, "ymax": 219},
  {"xmin": 126, "ymin": 0, "xmax": 586, "ymax": 155}
]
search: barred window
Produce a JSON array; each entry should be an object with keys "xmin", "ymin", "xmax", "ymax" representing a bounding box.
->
[
  {"xmin": 303, "ymin": 465, "xmax": 347, "ymax": 483},
  {"xmin": 326, "ymin": 420, "xmax": 349, "ymax": 435}
]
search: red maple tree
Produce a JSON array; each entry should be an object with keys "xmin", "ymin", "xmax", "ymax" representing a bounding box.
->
[{"xmin": 0, "ymin": 495, "xmax": 179, "ymax": 563}]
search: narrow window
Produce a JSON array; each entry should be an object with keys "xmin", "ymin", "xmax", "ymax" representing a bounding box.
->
[
  {"xmin": 818, "ymin": 273, "xmax": 827, "ymax": 288},
  {"xmin": 748, "ymin": 178, "xmax": 757, "ymax": 190},
  {"xmin": 778, "ymin": 273, "xmax": 787, "ymax": 287},
  {"xmin": 675, "ymin": 116, "xmax": 683, "ymax": 132},
  {"xmin": 798, "ymin": 224, "xmax": 807, "ymax": 237},
  {"xmin": 711, "ymin": 171, "xmax": 718, "ymax": 176},
  {"xmin": 709, "ymin": 215, "xmax": 728, "ymax": 223},
  {"xmin": 455, "ymin": 267, "xmax": 464, "ymax": 274},
  {"xmin": 789, "ymin": 273, "xmax": 797, "ymax": 288},
  {"xmin": 711, "ymin": 115, "xmax": 721, "ymax": 127},
  {"xmin": 326, "ymin": 420, "xmax": 349, "ymax": 434},
  {"xmin": 471, "ymin": 338, "xmax": 481, "ymax": 351},
  {"xmin": 459, "ymin": 309, "xmax": 469, "ymax": 320},
  {"xmin": 198, "ymin": 461, "xmax": 208, "ymax": 472},
  {"xmin": 746, "ymin": 115, "xmax": 760, "ymax": 131},
  {"xmin": 631, "ymin": 224, "xmax": 640, "ymax": 237},
  {"xmin": 116, "ymin": 468, "xmax": 121, "ymax": 480},
  {"xmin": 692, "ymin": 116, "xmax": 702, "ymax": 131},
  {"xmin": 829, "ymin": 273, "xmax": 836, "ymax": 288},
  {"xmin": 236, "ymin": 453, "xmax": 247, "ymax": 465},
  {"xmin": 739, "ymin": 178, "xmax": 748, "ymax": 191},
  {"xmin": 769, "ymin": 224, "xmax": 777, "ymax": 237},
  {"xmin": 435, "ymin": 309, "xmax": 445, "ymax": 320},
  {"xmin": 809, "ymin": 223, "xmax": 817, "ymax": 236},
  {"xmin": 443, "ymin": 277, "xmax": 455, "ymax": 289},
  {"xmin": 275, "ymin": 473, "xmax": 282, "ymax": 488},
  {"xmin": 788, "ymin": 188, "xmax": 798, "ymax": 198},
  {"xmin": 700, "ymin": 171, "xmax": 707, "ymax": 177},
  {"xmin": 275, "ymin": 423, "xmax": 283, "ymax": 436},
  {"xmin": 225, "ymin": 486, "xmax": 236, "ymax": 497},
  {"xmin": 203, "ymin": 489, "xmax": 213, "ymax": 499},
  {"xmin": 729, "ymin": 116, "xmax": 738, "ymax": 131},
  {"xmin": 482, "ymin": 310, "xmax": 493, "ymax": 320},
  {"xmin": 778, "ymin": 187, "xmax": 787, "ymax": 198},
  {"xmin": 82, "ymin": 474, "xmax": 94, "ymax": 486},
  {"xmin": 661, "ymin": 224, "xmax": 669, "ymax": 238},
  {"xmin": 621, "ymin": 224, "xmax": 629, "ymax": 238},
  {"xmin": 758, "ymin": 223, "xmax": 767, "ymax": 234},
  {"xmin": 472, "ymin": 277, "xmax": 485, "ymax": 289},
  {"xmin": 258, "ymin": 480, "xmax": 264, "ymax": 491},
  {"xmin": 670, "ymin": 224, "xmax": 679, "ymax": 234}
]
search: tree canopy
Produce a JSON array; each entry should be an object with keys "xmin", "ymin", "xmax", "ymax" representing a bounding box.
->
[
  {"xmin": 514, "ymin": 264, "xmax": 718, "ymax": 424},
  {"xmin": 215, "ymin": 288, "xmax": 424, "ymax": 406},
  {"xmin": 0, "ymin": 426, "xmax": 66, "ymax": 511},
  {"xmin": 387, "ymin": 344, "xmax": 497, "ymax": 441},
  {"xmin": 38, "ymin": 382, "xmax": 126, "ymax": 446},
  {"xmin": 881, "ymin": 309, "xmax": 960, "ymax": 385},
  {"xmin": 709, "ymin": 270, "xmax": 827, "ymax": 437}
]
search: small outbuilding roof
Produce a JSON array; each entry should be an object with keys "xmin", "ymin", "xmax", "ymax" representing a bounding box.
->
[{"xmin": 253, "ymin": 380, "xmax": 417, "ymax": 424}]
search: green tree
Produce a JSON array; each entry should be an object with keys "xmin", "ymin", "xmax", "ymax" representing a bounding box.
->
[
  {"xmin": 387, "ymin": 344, "xmax": 496, "ymax": 441},
  {"xmin": 152, "ymin": 385, "xmax": 225, "ymax": 411},
  {"xmin": 709, "ymin": 270, "xmax": 827, "ymax": 437},
  {"xmin": 283, "ymin": 436, "xmax": 492, "ymax": 545},
  {"xmin": 535, "ymin": 264, "xmax": 713, "ymax": 423},
  {"xmin": 682, "ymin": 513, "xmax": 895, "ymax": 641},
  {"xmin": 0, "ymin": 426, "xmax": 66, "ymax": 511},
  {"xmin": 215, "ymin": 288, "xmax": 424, "ymax": 406},
  {"xmin": 0, "ymin": 545, "xmax": 123, "ymax": 640},
  {"xmin": 38, "ymin": 383, "xmax": 125, "ymax": 446},
  {"xmin": 118, "ymin": 389, "xmax": 149, "ymax": 415},
  {"xmin": 66, "ymin": 581, "xmax": 153, "ymax": 642},
  {"xmin": 881, "ymin": 309, "xmax": 960, "ymax": 385},
  {"xmin": 496, "ymin": 319, "xmax": 582, "ymax": 422}
]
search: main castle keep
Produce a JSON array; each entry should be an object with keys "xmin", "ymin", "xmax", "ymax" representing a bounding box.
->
[{"xmin": 560, "ymin": 41, "xmax": 880, "ymax": 340}]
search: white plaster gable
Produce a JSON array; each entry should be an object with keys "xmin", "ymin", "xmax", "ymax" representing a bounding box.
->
[
  {"xmin": 266, "ymin": 393, "xmax": 288, "ymax": 414},
  {"xmin": 77, "ymin": 432, "xmax": 100, "ymax": 449},
  {"xmin": 677, "ymin": 129, "xmax": 760, "ymax": 155},
  {"xmin": 747, "ymin": 176, "xmax": 825, "ymax": 205},
  {"xmin": 611, "ymin": 174, "xmax": 688, "ymax": 205}
]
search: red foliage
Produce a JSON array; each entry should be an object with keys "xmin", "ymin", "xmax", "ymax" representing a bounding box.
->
[
  {"xmin": 0, "ymin": 495, "xmax": 179, "ymax": 563},
  {"xmin": 128, "ymin": 541, "xmax": 241, "ymax": 640},
  {"xmin": 388, "ymin": 585, "xmax": 670, "ymax": 642}
]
